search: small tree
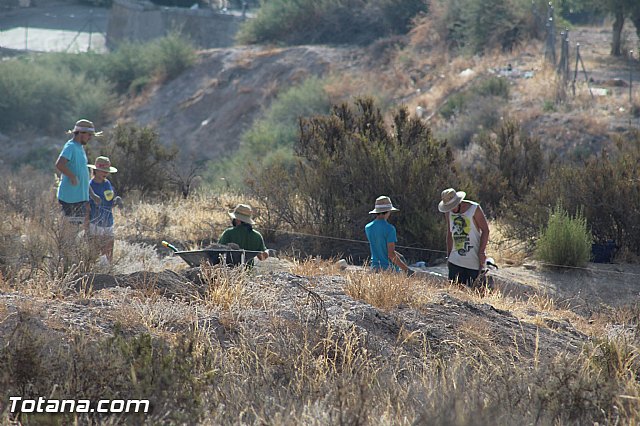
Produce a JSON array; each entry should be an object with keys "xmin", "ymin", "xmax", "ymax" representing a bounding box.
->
[
  {"xmin": 248, "ymin": 97, "xmax": 463, "ymax": 261},
  {"xmin": 168, "ymin": 161, "xmax": 204, "ymax": 199},
  {"xmin": 104, "ymin": 125, "xmax": 178, "ymax": 196},
  {"xmin": 535, "ymin": 203, "xmax": 592, "ymax": 267}
]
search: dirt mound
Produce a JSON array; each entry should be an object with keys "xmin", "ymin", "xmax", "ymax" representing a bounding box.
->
[
  {"xmin": 1, "ymin": 263, "xmax": 593, "ymax": 364},
  {"xmin": 118, "ymin": 45, "xmax": 365, "ymax": 161}
]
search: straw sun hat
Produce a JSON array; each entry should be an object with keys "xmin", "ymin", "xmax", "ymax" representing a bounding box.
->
[
  {"xmin": 438, "ymin": 188, "xmax": 466, "ymax": 213},
  {"xmin": 228, "ymin": 204, "xmax": 255, "ymax": 225},
  {"xmin": 67, "ymin": 119, "xmax": 103, "ymax": 136},
  {"xmin": 369, "ymin": 196, "xmax": 400, "ymax": 214},
  {"xmin": 88, "ymin": 156, "xmax": 118, "ymax": 173}
]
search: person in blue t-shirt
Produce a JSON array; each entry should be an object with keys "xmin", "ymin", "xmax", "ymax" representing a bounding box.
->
[
  {"xmin": 364, "ymin": 195, "xmax": 410, "ymax": 274},
  {"xmin": 55, "ymin": 119, "xmax": 102, "ymax": 227},
  {"xmin": 88, "ymin": 156, "xmax": 123, "ymax": 262}
]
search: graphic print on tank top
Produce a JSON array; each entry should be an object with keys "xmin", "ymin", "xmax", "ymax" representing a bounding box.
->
[{"xmin": 452, "ymin": 214, "xmax": 474, "ymax": 256}]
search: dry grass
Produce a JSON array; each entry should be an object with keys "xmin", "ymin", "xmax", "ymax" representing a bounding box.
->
[
  {"xmin": 344, "ymin": 270, "xmax": 417, "ymax": 310},
  {"xmin": 198, "ymin": 262, "xmax": 251, "ymax": 310},
  {"xmin": 117, "ymin": 191, "xmax": 256, "ymax": 246}
]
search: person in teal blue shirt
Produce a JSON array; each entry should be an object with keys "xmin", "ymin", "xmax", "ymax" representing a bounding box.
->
[
  {"xmin": 365, "ymin": 196, "xmax": 410, "ymax": 273},
  {"xmin": 55, "ymin": 119, "xmax": 102, "ymax": 226}
]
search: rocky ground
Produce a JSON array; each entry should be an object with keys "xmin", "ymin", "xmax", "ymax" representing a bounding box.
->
[{"xmin": 1, "ymin": 252, "xmax": 637, "ymax": 370}]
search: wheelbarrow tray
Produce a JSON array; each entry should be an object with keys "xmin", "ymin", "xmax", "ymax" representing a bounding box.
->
[{"xmin": 174, "ymin": 249, "xmax": 260, "ymax": 267}]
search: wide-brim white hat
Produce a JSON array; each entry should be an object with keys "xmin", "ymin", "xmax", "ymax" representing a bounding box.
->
[{"xmin": 438, "ymin": 188, "xmax": 466, "ymax": 212}]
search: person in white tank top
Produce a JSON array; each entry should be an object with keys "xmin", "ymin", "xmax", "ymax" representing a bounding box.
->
[{"xmin": 438, "ymin": 188, "xmax": 490, "ymax": 286}]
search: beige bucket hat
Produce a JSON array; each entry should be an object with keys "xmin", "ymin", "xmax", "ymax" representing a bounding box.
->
[
  {"xmin": 369, "ymin": 196, "xmax": 400, "ymax": 214},
  {"xmin": 88, "ymin": 156, "xmax": 118, "ymax": 173},
  {"xmin": 229, "ymin": 203, "xmax": 255, "ymax": 225},
  {"xmin": 438, "ymin": 188, "xmax": 466, "ymax": 213},
  {"xmin": 67, "ymin": 118, "xmax": 103, "ymax": 136}
]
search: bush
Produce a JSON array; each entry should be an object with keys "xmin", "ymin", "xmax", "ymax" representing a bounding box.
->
[
  {"xmin": 103, "ymin": 125, "xmax": 178, "ymax": 196},
  {"xmin": 237, "ymin": 0, "xmax": 427, "ymax": 46},
  {"xmin": 535, "ymin": 203, "xmax": 592, "ymax": 267},
  {"xmin": 207, "ymin": 77, "xmax": 332, "ymax": 189},
  {"xmin": 472, "ymin": 120, "xmax": 546, "ymax": 217},
  {"xmin": 247, "ymin": 97, "xmax": 463, "ymax": 261},
  {"xmin": 420, "ymin": 0, "xmax": 537, "ymax": 53},
  {"xmin": 104, "ymin": 33, "xmax": 196, "ymax": 94},
  {"xmin": 506, "ymin": 131, "xmax": 640, "ymax": 255},
  {"xmin": 0, "ymin": 58, "xmax": 113, "ymax": 134}
]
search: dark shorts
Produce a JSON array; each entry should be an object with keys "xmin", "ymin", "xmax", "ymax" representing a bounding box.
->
[
  {"xmin": 448, "ymin": 261, "xmax": 479, "ymax": 287},
  {"xmin": 59, "ymin": 200, "xmax": 87, "ymax": 225}
]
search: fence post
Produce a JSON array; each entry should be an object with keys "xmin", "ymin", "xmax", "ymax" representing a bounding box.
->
[
  {"xmin": 572, "ymin": 43, "xmax": 580, "ymax": 97},
  {"xmin": 88, "ymin": 9, "xmax": 93, "ymax": 52},
  {"xmin": 545, "ymin": 2, "xmax": 556, "ymax": 65},
  {"xmin": 630, "ymin": 50, "xmax": 633, "ymax": 105},
  {"xmin": 630, "ymin": 50, "xmax": 634, "ymax": 126}
]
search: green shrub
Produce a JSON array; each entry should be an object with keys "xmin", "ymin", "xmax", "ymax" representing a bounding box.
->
[
  {"xmin": 535, "ymin": 203, "xmax": 592, "ymax": 267},
  {"xmin": 103, "ymin": 125, "xmax": 178, "ymax": 196},
  {"xmin": 237, "ymin": 0, "xmax": 427, "ymax": 46},
  {"xmin": 207, "ymin": 77, "xmax": 332, "ymax": 189},
  {"xmin": 247, "ymin": 97, "xmax": 463, "ymax": 261},
  {"xmin": 104, "ymin": 33, "xmax": 195, "ymax": 94},
  {"xmin": 149, "ymin": 32, "xmax": 197, "ymax": 81},
  {"xmin": 0, "ymin": 58, "xmax": 113, "ymax": 134},
  {"xmin": 506, "ymin": 131, "xmax": 640, "ymax": 255},
  {"xmin": 438, "ymin": 96, "xmax": 503, "ymax": 149},
  {"xmin": 472, "ymin": 120, "xmax": 545, "ymax": 217},
  {"xmin": 430, "ymin": 0, "xmax": 537, "ymax": 53},
  {"xmin": 439, "ymin": 77, "xmax": 509, "ymax": 122}
]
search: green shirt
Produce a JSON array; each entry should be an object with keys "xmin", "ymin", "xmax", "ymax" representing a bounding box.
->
[{"xmin": 218, "ymin": 224, "xmax": 267, "ymax": 253}]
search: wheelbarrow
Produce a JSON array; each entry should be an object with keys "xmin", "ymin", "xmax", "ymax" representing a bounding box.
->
[{"xmin": 162, "ymin": 241, "xmax": 261, "ymax": 267}]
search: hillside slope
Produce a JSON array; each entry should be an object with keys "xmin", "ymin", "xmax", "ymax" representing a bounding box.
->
[{"xmin": 116, "ymin": 45, "xmax": 366, "ymax": 161}]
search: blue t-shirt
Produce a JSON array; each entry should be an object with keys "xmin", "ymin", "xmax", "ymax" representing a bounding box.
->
[
  {"xmin": 365, "ymin": 219, "xmax": 398, "ymax": 271},
  {"xmin": 56, "ymin": 140, "xmax": 90, "ymax": 203},
  {"xmin": 89, "ymin": 179, "xmax": 116, "ymax": 227}
]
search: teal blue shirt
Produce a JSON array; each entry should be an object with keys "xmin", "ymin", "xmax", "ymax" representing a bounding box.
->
[
  {"xmin": 56, "ymin": 139, "xmax": 90, "ymax": 203},
  {"xmin": 365, "ymin": 218, "xmax": 399, "ymax": 271}
]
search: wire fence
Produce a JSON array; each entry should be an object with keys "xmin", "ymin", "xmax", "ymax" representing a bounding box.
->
[
  {"xmin": 538, "ymin": 1, "xmax": 640, "ymax": 128},
  {"xmin": 0, "ymin": 9, "xmax": 107, "ymax": 53}
]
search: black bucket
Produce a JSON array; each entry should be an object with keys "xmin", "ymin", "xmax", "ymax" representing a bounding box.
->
[{"xmin": 591, "ymin": 241, "xmax": 617, "ymax": 263}]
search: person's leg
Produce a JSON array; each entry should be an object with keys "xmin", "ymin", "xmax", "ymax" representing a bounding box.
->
[
  {"xmin": 448, "ymin": 261, "xmax": 461, "ymax": 283},
  {"xmin": 104, "ymin": 236, "xmax": 115, "ymax": 262},
  {"xmin": 448, "ymin": 262, "xmax": 479, "ymax": 287},
  {"xmin": 59, "ymin": 201, "xmax": 86, "ymax": 226}
]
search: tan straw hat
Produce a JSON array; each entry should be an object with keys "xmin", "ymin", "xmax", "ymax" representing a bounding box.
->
[
  {"xmin": 67, "ymin": 119, "xmax": 103, "ymax": 136},
  {"xmin": 88, "ymin": 156, "xmax": 118, "ymax": 173},
  {"xmin": 369, "ymin": 196, "xmax": 400, "ymax": 214},
  {"xmin": 228, "ymin": 203, "xmax": 255, "ymax": 225},
  {"xmin": 438, "ymin": 188, "xmax": 466, "ymax": 212}
]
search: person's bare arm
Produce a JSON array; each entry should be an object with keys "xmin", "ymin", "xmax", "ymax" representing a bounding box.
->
[
  {"xmin": 89, "ymin": 186, "xmax": 101, "ymax": 205},
  {"xmin": 474, "ymin": 205, "xmax": 490, "ymax": 268},
  {"xmin": 445, "ymin": 212, "xmax": 453, "ymax": 256},
  {"xmin": 55, "ymin": 157, "xmax": 77, "ymax": 186},
  {"xmin": 387, "ymin": 242, "xmax": 409, "ymax": 272}
]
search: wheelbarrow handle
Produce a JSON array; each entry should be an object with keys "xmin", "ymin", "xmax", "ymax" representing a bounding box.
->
[{"xmin": 162, "ymin": 240, "xmax": 179, "ymax": 252}]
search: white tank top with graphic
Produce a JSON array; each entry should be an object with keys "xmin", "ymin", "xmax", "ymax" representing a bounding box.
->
[{"xmin": 448, "ymin": 201, "xmax": 481, "ymax": 270}]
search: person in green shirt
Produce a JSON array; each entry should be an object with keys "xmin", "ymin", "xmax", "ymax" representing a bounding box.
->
[{"xmin": 218, "ymin": 203, "xmax": 269, "ymax": 262}]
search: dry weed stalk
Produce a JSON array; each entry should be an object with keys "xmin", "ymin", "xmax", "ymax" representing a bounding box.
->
[
  {"xmin": 199, "ymin": 263, "xmax": 250, "ymax": 310},
  {"xmin": 344, "ymin": 271, "xmax": 417, "ymax": 311}
]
